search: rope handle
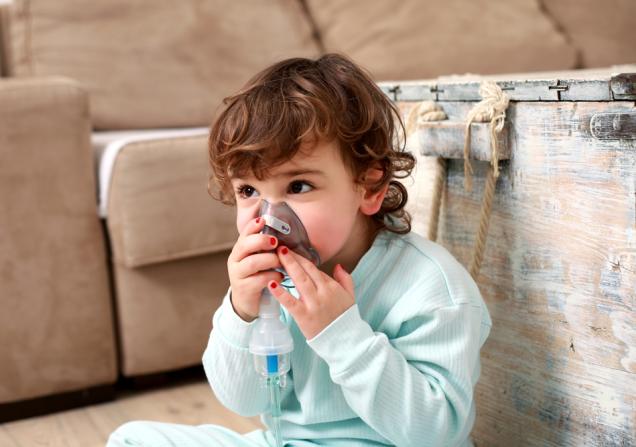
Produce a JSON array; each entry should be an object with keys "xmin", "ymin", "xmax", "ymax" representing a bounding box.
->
[{"xmin": 405, "ymin": 81, "xmax": 510, "ymax": 279}]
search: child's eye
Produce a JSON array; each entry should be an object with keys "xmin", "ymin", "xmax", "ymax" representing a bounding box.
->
[
  {"xmin": 288, "ymin": 180, "xmax": 313, "ymax": 194},
  {"xmin": 236, "ymin": 184, "xmax": 259, "ymax": 199}
]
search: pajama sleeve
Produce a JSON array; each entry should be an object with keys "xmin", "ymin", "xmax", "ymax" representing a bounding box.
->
[
  {"xmin": 202, "ymin": 289, "xmax": 294, "ymax": 417},
  {"xmin": 307, "ymin": 301, "xmax": 485, "ymax": 447}
]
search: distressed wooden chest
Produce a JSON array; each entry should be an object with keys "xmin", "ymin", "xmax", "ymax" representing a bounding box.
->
[{"xmin": 381, "ymin": 66, "xmax": 635, "ymax": 446}]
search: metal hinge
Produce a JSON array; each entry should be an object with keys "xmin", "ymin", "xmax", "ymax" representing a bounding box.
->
[
  {"xmin": 610, "ymin": 73, "xmax": 636, "ymax": 100},
  {"xmin": 590, "ymin": 112, "xmax": 636, "ymax": 140},
  {"xmin": 387, "ymin": 85, "xmax": 401, "ymax": 101},
  {"xmin": 548, "ymin": 80, "xmax": 569, "ymax": 100}
]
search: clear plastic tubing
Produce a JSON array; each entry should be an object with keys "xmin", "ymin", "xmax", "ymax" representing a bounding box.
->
[{"xmin": 268, "ymin": 375, "xmax": 283, "ymax": 447}]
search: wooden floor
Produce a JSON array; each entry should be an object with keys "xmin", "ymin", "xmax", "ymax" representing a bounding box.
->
[{"xmin": 0, "ymin": 380, "xmax": 264, "ymax": 447}]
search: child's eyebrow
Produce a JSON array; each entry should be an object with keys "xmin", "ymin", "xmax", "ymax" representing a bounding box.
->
[
  {"xmin": 278, "ymin": 169, "xmax": 326, "ymax": 178},
  {"xmin": 229, "ymin": 169, "xmax": 326, "ymax": 182}
]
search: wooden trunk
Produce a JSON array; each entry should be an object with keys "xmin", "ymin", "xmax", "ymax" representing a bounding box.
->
[{"xmin": 381, "ymin": 67, "xmax": 635, "ymax": 446}]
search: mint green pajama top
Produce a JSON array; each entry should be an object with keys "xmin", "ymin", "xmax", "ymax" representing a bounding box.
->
[{"xmin": 203, "ymin": 230, "xmax": 492, "ymax": 447}]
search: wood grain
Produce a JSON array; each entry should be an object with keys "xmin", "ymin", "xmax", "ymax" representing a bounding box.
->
[
  {"xmin": 0, "ymin": 381, "xmax": 263, "ymax": 447},
  {"xmin": 414, "ymin": 120, "xmax": 511, "ymax": 161},
  {"xmin": 401, "ymin": 100, "xmax": 635, "ymax": 446}
]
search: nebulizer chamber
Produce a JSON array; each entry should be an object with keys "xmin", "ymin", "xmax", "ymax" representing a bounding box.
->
[
  {"xmin": 249, "ymin": 287, "xmax": 293, "ymax": 384},
  {"xmin": 248, "ymin": 199, "xmax": 319, "ymax": 447}
]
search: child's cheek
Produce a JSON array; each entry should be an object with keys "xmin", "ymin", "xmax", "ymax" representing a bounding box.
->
[
  {"xmin": 236, "ymin": 214, "xmax": 249, "ymax": 233},
  {"xmin": 235, "ymin": 204, "xmax": 258, "ymax": 233},
  {"xmin": 307, "ymin": 223, "xmax": 327, "ymax": 253},
  {"xmin": 293, "ymin": 211, "xmax": 325, "ymax": 255},
  {"xmin": 305, "ymin": 218, "xmax": 345, "ymax": 262}
]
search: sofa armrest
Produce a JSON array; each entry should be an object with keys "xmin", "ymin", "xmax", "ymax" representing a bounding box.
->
[
  {"xmin": 102, "ymin": 132, "xmax": 237, "ymax": 268},
  {"xmin": 0, "ymin": 77, "xmax": 117, "ymax": 404}
]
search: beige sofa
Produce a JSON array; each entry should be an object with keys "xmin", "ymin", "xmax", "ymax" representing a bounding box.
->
[
  {"xmin": 1, "ymin": 0, "xmax": 634, "ymax": 418},
  {"xmin": 0, "ymin": 1, "xmax": 321, "ymax": 417}
]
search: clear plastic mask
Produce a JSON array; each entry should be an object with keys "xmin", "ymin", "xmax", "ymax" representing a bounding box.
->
[{"xmin": 259, "ymin": 199, "xmax": 320, "ymax": 274}]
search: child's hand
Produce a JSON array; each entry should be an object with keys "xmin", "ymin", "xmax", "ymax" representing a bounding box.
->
[
  {"xmin": 227, "ymin": 217, "xmax": 284, "ymax": 322},
  {"xmin": 268, "ymin": 246, "xmax": 355, "ymax": 340}
]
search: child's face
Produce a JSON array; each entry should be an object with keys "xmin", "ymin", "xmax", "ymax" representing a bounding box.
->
[{"xmin": 230, "ymin": 140, "xmax": 369, "ymax": 270}]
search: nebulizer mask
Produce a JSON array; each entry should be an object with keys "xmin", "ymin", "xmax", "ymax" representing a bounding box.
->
[{"xmin": 248, "ymin": 199, "xmax": 319, "ymax": 447}]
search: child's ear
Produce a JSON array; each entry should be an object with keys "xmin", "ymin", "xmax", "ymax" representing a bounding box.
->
[{"xmin": 359, "ymin": 166, "xmax": 389, "ymax": 216}]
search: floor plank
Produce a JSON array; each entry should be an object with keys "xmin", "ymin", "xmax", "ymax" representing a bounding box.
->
[{"xmin": 0, "ymin": 381, "xmax": 264, "ymax": 447}]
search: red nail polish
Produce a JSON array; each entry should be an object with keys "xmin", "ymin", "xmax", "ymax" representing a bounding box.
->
[
  {"xmin": 270, "ymin": 237, "xmax": 277, "ymax": 246},
  {"xmin": 270, "ymin": 281, "xmax": 278, "ymax": 289},
  {"xmin": 281, "ymin": 247, "xmax": 289, "ymax": 255},
  {"xmin": 255, "ymin": 217, "xmax": 261, "ymax": 224}
]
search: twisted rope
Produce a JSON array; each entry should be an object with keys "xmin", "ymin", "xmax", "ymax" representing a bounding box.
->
[
  {"xmin": 465, "ymin": 82, "xmax": 509, "ymax": 278},
  {"xmin": 428, "ymin": 157, "xmax": 448, "ymax": 243},
  {"xmin": 405, "ymin": 82, "xmax": 510, "ymax": 279},
  {"xmin": 463, "ymin": 81, "xmax": 509, "ymax": 191},
  {"xmin": 405, "ymin": 102, "xmax": 448, "ymax": 243},
  {"xmin": 405, "ymin": 101, "xmax": 448, "ymax": 135}
]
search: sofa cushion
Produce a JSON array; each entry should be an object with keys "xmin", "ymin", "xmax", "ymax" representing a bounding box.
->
[
  {"xmin": 112, "ymin": 251, "xmax": 229, "ymax": 376},
  {"xmin": 5, "ymin": 0, "xmax": 320, "ymax": 129},
  {"xmin": 93, "ymin": 127, "xmax": 209, "ymax": 218},
  {"xmin": 102, "ymin": 132, "xmax": 237, "ymax": 268},
  {"xmin": 542, "ymin": 0, "xmax": 636, "ymax": 68},
  {"xmin": 306, "ymin": 0, "xmax": 578, "ymax": 80}
]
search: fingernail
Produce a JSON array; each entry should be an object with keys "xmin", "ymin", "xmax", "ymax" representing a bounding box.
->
[
  {"xmin": 255, "ymin": 217, "xmax": 261, "ymax": 224},
  {"xmin": 281, "ymin": 247, "xmax": 289, "ymax": 255},
  {"xmin": 270, "ymin": 237, "xmax": 277, "ymax": 246},
  {"xmin": 269, "ymin": 281, "xmax": 278, "ymax": 289}
]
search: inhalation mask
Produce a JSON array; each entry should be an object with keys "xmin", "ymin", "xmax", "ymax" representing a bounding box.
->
[{"xmin": 260, "ymin": 199, "xmax": 320, "ymax": 285}]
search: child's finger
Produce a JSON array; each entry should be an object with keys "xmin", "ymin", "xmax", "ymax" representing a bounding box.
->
[
  {"xmin": 253, "ymin": 270, "xmax": 286, "ymax": 290},
  {"xmin": 232, "ymin": 271, "xmax": 285, "ymax": 319},
  {"xmin": 333, "ymin": 264, "xmax": 355, "ymax": 297},
  {"xmin": 268, "ymin": 279, "xmax": 303, "ymax": 316},
  {"xmin": 233, "ymin": 252, "xmax": 281, "ymax": 279},
  {"xmin": 234, "ymin": 270, "xmax": 285, "ymax": 298},
  {"xmin": 277, "ymin": 246, "xmax": 317, "ymax": 296},
  {"xmin": 240, "ymin": 216, "xmax": 265, "ymax": 237},
  {"xmin": 288, "ymin": 249, "xmax": 328, "ymax": 285},
  {"xmin": 230, "ymin": 232, "xmax": 278, "ymax": 263},
  {"xmin": 228, "ymin": 217, "xmax": 264, "ymax": 261}
]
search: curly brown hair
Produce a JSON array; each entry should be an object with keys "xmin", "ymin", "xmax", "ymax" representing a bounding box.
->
[{"xmin": 208, "ymin": 53, "xmax": 415, "ymax": 234}]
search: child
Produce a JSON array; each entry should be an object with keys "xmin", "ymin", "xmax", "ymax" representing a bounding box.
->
[{"xmin": 107, "ymin": 54, "xmax": 491, "ymax": 447}]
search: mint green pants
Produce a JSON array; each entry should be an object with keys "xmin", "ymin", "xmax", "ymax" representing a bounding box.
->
[{"xmin": 106, "ymin": 421, "xmax": 321, "ymax": 447}]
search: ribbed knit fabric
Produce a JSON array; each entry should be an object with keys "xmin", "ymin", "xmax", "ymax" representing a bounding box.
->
[{"xmin": 203, "ymin": 230, "xmax": 492, "ymax": 447}]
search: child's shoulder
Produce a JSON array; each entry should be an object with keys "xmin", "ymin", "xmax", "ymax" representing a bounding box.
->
[
  {"xmin": 374, "ymin": 230, "xmax": 466, "ymax": 274},
  {"xmin": 372, "ymin": 230, "xmax": 481, "ymax": 307},
  {"xmin": 377, "ymin": 230, "xmax": 455, "ymax": 260}
]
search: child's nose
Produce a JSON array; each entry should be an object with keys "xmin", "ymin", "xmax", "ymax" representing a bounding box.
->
[
  {"xmin": 257, "ymin": 197, "xmax": 287, "ymax": 213},
  {"xmin": 250, "ymin": 198, "xmax": 281, "ymax": 221}
]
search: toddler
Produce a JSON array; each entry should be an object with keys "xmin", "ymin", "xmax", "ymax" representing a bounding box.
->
[{"xmin": 107, "ymin": 54, "xmax": 491, "ymax": 447}]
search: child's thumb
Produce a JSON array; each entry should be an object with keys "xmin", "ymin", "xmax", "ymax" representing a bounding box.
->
[{"xmin": 333, "ymin": 264, "xmax": 355, "ymax": 297}]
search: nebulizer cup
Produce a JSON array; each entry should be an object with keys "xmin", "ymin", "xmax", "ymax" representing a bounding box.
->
[
  {"xmin": 249, "ymin": 287, "xmax": 293, "ymax": 383},
  {"xmin": 248, "ymin": 199, "xmax": 319, "ymax": 447}
]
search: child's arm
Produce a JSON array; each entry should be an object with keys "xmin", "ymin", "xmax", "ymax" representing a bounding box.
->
[
  {"xmin": 307, "ymin": 302, "xmax": 484, "ymax": 447},
  {"xmin": 269, "ymin": 248, "xmax": 484, "ymax": 446},
  {"xmin": 202, "ymin": 289, "xmax": 294, "ymax": 417}
]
